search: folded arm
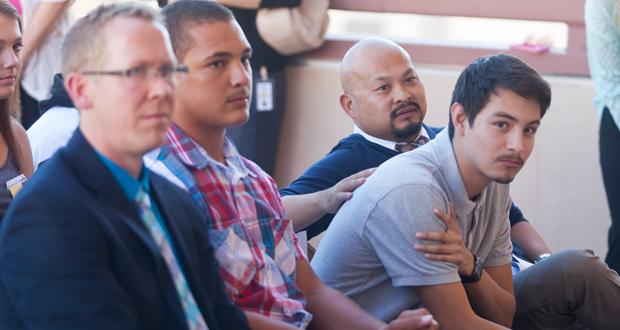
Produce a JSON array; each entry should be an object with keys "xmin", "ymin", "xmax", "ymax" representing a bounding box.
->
[
  {"xmin": 415, "ymin": 205, "xmax": 515, "ymax": 326},
  {"xmin": 296, "ymin": 259, "xmax": 438, "ymax": 330},
  {"xmin": 510, "ymin": 221, "xmax": 551, "ymax": 262},
  {"xmin": 415, "ymin": 282, "xmax": 509, "ymax": 330}
]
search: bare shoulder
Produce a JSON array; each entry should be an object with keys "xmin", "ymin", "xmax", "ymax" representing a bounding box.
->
[{"xmin": 9, "ymin": 118, "xmax": 28, "ymax": 143}]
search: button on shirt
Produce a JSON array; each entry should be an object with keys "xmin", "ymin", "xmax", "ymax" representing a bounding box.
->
[{"xmin": 148, "ymin": 123, "xmax": 312, "ymax": 328}]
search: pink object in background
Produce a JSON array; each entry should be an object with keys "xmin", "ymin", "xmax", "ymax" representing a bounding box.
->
[
  {"xmin": 511, "ymin": 35, "xmax": 552, "ymax": 54},
  {"xmin": 511, "ymin": 43, "xmax": 551, "ymax": 54},
  {"xmin": 7, "ymin": 0, "xmax": 22, "ymax": 16}
]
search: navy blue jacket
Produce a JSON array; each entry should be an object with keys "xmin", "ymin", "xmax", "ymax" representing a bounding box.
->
[
  {"xmin": 280, "ymin": 124, "xmax": 526, "ymax": 240},
  {"xmin": 0, "ymin": 131, "xmax": 248, "ymax": 330}
]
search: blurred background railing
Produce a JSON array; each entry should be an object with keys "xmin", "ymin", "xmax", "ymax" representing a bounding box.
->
[{"xmin": 314, "ymin": 0, "xmax": 587, "ymax": 75}]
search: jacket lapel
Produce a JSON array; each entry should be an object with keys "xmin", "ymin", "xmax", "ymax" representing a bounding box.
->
[
  {"xmin": 61, "ymin": 130, "xmax": 164, "ymax": 262},
  {"xmin": 61, "ymin": 130, "xmax": 190, "ymax": 329}
]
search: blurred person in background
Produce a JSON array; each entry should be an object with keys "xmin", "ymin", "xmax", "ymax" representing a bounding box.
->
[
  {"xmin": 0, "ymin": 0, "xmax": 33, "ymax": 220},
  {"xmin": 585, "ymin": 0, "xmax": 620, "ymax": 274},
  {"xmin": 19, "ymin": 0, "xmax": 73, "ymax": 129}
]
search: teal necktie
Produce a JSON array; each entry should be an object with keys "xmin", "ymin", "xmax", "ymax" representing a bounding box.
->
[{"xmin": 136, "ymin": 188, "xmax": 209, "ymax": 330}]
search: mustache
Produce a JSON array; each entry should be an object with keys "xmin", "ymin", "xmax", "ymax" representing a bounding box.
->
[
  {"xmin": 390, "ymin": 101, "xmax": 421, "ymax": 119},
  {"xmin": 497, "ymin": 155, "xmax": 524, "ymax": 166}
]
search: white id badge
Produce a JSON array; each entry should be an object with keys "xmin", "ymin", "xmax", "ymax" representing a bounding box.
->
[
  {"xmin": 256, "ymin": 79, "xmax": 275, "ymax": 112},
  {"xmin": 6, "ymin": 174, "xmax": 26, "ymax": 198}
]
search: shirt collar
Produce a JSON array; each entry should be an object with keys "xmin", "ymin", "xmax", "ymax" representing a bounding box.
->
[
  {"xmin": 165, "ymin": 123, "xmax": 255, "ymax": 178},
  {"xmin": 431, "ymin": 129, "xmax": 477, "ymax": 215},
  {"xmin": 353, "ymin": 125, "xmax": 429, "ymax": 151},
  {"xmin": 96, "ymin": 151, "xmax": 150, "ymax": 201}
]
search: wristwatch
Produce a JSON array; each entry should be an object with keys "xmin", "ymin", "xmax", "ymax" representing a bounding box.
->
[
  {"xmin": 533, "ymin": 253, "xmax": 551, "ymax": 264},
  {"xmin": 460, "ymin": 254, "xmax": 483, "ymax": 283}
]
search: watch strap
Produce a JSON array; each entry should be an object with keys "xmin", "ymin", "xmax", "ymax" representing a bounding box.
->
[{"xmin": 460, "ymin": 254, "xmax": 483, "ymax": 283}]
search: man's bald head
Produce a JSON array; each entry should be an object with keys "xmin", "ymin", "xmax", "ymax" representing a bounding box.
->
[
  {"xmin": 340, "ymin": 38, "xmax": 412, "ymax": 94},
  {"xmin": 338, "ymin": 38, "xmax": 428, "ymax": 143}
]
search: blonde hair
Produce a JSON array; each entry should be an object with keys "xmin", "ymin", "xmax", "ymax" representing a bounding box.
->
[{"xmin": 61, "ymin": 2, "xmax": 160, "ymax": 76}]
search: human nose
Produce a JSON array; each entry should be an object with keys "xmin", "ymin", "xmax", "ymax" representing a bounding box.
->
[
  {"xmin": 231, "ymin": 62, "xmax": 251, "ymax": 87},
  {"xmin": 393, "ymin": 83, "xmax": 413, "ymax": 104},
  {"xmin": 506, "ymin": 129, "xmax": 525, "ymax": 153},
  {"xmin": 2, "ymin": 48, "xmax": 19, "ymax": 70},
  {"xmin": 147, "ymin": 71, "xmax": 174, "ymax": 99}
]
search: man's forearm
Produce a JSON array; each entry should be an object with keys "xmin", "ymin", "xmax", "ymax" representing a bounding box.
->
[
  {"xmin": 21, "ymin": 2, "xmax": 72, "ymax": 68},
  {"xmin": 305, "ymin": 283, "xmax": 385, "ymax": 330},
  {"xmin": 463, "ymin": 270, "xmax": 515, "ymax": 327},
  {"xmin": 282, "ymin": 194, "xmax": 325, "ymax": 232},
  {"xmin": 511, "ymin": 221, "xmax": 551, "ymax": 262},
  {"xmin": 415, "ymin": 282, "xmax": 509, "ymax": 330}
]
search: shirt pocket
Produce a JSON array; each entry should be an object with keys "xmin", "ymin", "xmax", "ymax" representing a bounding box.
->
[
  {"xmin": 208, "ymin": 226, "xmax": 257, "ymax": 299},
  {"xmin": 271, "ymin": 218, "xmax": 298, "ymax": 276}
]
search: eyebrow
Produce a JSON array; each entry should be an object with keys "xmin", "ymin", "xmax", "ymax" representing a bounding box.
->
[
  {"xmin": 401, "ymin": 68, "xmax": 415, "ymax": 77},
  {"xmin": 0, "ymin": 36, "xmax": 22, "ymax": 45},
  {"xmin": 492, "ymin": 111, "xmax": 540, "ymax": 125},
  {"xmin": 372, "ymin": 68, "xmax": 416, "ymax": 83},
  {"xmin": 206, "ymin": 47, "xmax": 252, "ymax": 59}
]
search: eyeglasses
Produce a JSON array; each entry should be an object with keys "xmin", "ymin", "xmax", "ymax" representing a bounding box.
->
[{"xmin": 81, "ymin": 64, "xmax": 189, "ymax": 83}]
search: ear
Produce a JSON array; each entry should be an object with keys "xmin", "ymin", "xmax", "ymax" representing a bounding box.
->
[
  {"xmin": 450, "ymin": 103, "xmax": 467, "ymax": 137},
  {"xmin": 340, "ymin": 93, "xmax": 356, "ymax": 119},
  {"xmin": 64, "ymin": 73, "xmax": 93, "ymax": 110}
]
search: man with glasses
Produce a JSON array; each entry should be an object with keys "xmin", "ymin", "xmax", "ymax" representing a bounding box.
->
[{"xmin": 0, "ymin": 3, "xmax": 248, "ymax": 329}]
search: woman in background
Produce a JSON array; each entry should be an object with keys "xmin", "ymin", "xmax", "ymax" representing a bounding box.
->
[
  {"xmin": 0, "ymin": 0, "xmax": 33, "ymax": 219},
  {"xmin": 585, "ymin": 0, "xmax": 620, "ymax": 274},
  {"xmin": 18, "ymin": 0, "xmax": 73, "ymax": 129}
]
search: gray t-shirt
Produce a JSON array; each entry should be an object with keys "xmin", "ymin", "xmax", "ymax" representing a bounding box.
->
[{"xmin": 311, "ymin": 129, "xmax": 513, "ymax": 322}]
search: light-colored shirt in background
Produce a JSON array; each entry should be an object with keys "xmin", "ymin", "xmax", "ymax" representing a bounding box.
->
[
  {"xmin": 586, "ymin": 0, "xmax": 620, "ymax": 128},
  {"xmin": 20, "ymin": 0, "xmax": 74, "ymax": 101},
  {"xmin": 27, "ymin": 106, "xmax": 78, "ymax": 171}
]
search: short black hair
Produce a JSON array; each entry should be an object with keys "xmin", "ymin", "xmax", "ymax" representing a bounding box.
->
[
  {"xmin": 161, "ymin": 0, "xmax": 234, "ymax": 61},
  {"xmin": 448, "ymin": 54, "xmax": 551, "ymax": 138}
]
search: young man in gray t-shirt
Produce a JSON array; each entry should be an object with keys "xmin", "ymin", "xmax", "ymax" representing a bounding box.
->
[{"xmin": 312, "ymin": 54, "xmax": 551, "ymax": 329}]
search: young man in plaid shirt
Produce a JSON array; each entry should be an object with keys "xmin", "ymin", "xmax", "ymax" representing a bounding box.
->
[{"xmin": 147, "ymin": 1, "xmax": 438, "ymax": 329}]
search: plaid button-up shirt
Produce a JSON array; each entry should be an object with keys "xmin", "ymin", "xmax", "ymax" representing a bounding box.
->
[{"xmin": 148, "ymin": 124, "xmax": 312, "ymax": 328}]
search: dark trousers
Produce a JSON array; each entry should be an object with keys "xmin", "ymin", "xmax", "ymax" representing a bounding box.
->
[
  {"xmin": 513, "ymin": 249, "xmax": 620, "ymax": 330},
  {"xmin": 227, "ymin": 69, "xmax": 286, "ymax": 175},
  {"xmin": 19, "ymin": 85, "xmax": 40, "ymax": 130},
  {"xmin": 600, "ymin": 107, "xmax": 620, "ymax": 273}
]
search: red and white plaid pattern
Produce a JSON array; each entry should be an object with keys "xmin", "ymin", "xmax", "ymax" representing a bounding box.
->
[{"xmin": 151, "ymin": 124, "xmax": 312, "ymax": 327}]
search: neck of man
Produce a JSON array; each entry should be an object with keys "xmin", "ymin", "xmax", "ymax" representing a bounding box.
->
[
  {"xmin": 452, "ymin": 138, "xmax": 491, "ymax": 199},
  {"xmin": 172, "ymin": 108, "xmax": 227, "ymax": 164},
  {"xmin": 80, "ymin": 122, "xmax": 143, "ymax": 179}
]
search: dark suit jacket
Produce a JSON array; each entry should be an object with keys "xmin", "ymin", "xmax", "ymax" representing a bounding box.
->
[{"xmin": 0, "ymin": 130, "xmax": 249, "ymax": 330}]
